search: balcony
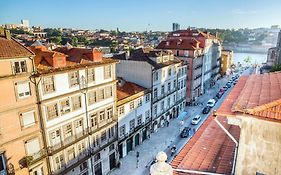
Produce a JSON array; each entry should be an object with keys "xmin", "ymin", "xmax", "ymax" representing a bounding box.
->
[
  {"xmin": 48, "ymin": 129, "xmax": 89, "ymax": 155},
  {"xmin": 90, "ymin": 135, "xmax": 117, "ymax": 155},
  {"xmin": 24, "ymin": 148, "xmax": 46, "ymax": 167}
]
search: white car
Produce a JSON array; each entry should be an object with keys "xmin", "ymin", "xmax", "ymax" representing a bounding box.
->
[
  {"xmin": 191, "ymin": 115, "xmax": 201, "ymax": 125},
  {"xmin": 207, "ymin": 99, "xmax": 216, "ymax": 108}
]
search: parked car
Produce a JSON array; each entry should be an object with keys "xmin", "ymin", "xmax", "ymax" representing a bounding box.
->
[
  {"xmin": 216, "ymin": 92, "xmax": 224, "ymax": 98},
  {"xmin": 191, "ymin": 115, "xmax": 201, "ymax": 125},
  {"xmin": 202, "ymin": 106, "xmax": 211, "ymax": 114},
  {"xmin": 226, "ymin": 83, "xmax": 232, "ymax": 88},
  {"xmin": 213, "ymin": 96, "xmax": 219, "ymax": 102},
  {"xmin": 180, "ymin": 127, "xmax": 191, "ymax": 138},
  {"xmin": 207, "ymin": 99, "xmax": 216, "ymax": 107},
  {"xmin": 219, "ymin": 88, "xmax": 225, "ymax": 93}
]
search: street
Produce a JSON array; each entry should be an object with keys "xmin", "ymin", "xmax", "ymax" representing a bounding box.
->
[{"xmin": 109, "ymin": 68, "xmax": 251, "ymax": 175}]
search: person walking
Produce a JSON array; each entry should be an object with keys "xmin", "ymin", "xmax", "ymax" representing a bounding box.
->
[{"xmin": 167, "ymin": 120, "xmax": 170, "ymax": 127}]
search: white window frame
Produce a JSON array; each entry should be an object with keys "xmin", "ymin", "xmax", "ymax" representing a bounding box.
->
[
  {"xmin": 15, "ymin": 81, "xmax": 31, "ymax": 99},
  {"xmin": 20, "ymin": 110, "xmax": 36, "ymax": 128},
  {"xmin": 12, "ymin": 60, "xmax": 27, "ymax": 74}
]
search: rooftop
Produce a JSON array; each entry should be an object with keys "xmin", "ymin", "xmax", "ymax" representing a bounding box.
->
[
  {"xmin": 171, "ymin": 116, "xmax": 240, "ymax": 174},
  {"xmin": 117, "ymin": 79, "xmax": 147, "ymax": 101},
  {"xmin": 217, "ymin": 71, "xmax": 281, "ymax": 122},
  {"xmin": 156, "ymin": 38, "xmax": 201, "ymax": 50},
  {"xmin": 0, "ymin": 28, "xmax": 34, "ymax": 59}
]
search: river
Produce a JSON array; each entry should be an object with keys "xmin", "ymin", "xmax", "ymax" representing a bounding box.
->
[{"xmin": 233, "ymin": 52, "xmax": 267, "ymax": 66}]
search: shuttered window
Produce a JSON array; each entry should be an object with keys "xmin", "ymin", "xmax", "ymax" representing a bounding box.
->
[
  {"xmin": 72, "ymin": 95, "xmax": 82, "ymax": 110},
  {"xmin": 43, "ymin": 76, "xmax": 55, "ymax": 94},
  {"xmin": 25, "ymin": 138, "xmax": 40, "ymax": 155},
  {"xmin": 21, "ymin": 111, "xmax": 35, "ymax": 127},
  {"xmin": 16, "ymin": 81, "xmax": 31, "ymax": 98}
]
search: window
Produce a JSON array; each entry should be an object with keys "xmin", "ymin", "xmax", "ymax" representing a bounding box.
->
[
  {"xmin": 87, "ymin": 68, "xmax": 95, "ymax": 83},
  {"xmin": 137, "ymin": 98, "xmax": 142, "ymax": 107},
  {"xmin": 54, "ymin": 154, "xmax": 64, "ymax": 170},
  {"xmin": 99, "ymin": 111, "xmax": 105, "ymax": 122},
  {"xmin": 101, "ymin": 131, "xmax": 107, "ymax": 142},
  {"xmin": 60, "ymin": 99, "xmax": 71, "ymax": 114},
  {"xmin": 50, "ymin": 129, "xmax": 61, "ymax": 146},
  {"xmin": 13, "ymin": 60, "xmax": 27, "ymax": 74},
  {"xmin": 168, "ymin": 97, "xmax": 171, "ymax": 107},
  {"xmin": 104, "ymin": 65, "xmax": 112, "ymax": 79},
  {"xmin": 107, "ymin": 107, "xmax": 113, "ymax": 119},
  {"xmin": 0, "ymin": 154, "xmax": 6, "ymax": 173},
  {"xmin": 145, "ymin": 110, "xmax": 150, "ymax": 122},
  {"xmin": 75, "ymin": 119, "xmax": 83, "ymax": 130},
  {"xmin": 108, "ymin": 126, "xmax": 115, "ymax": 138},
  {"xmin": 109, "ymin": 144, "xmax": 115, "ymax": 151},
  {"xmin": 97, "ymin": 89, "xmax": 105, "ymax": 101},
  {"xmin": 67, "ymin": 147, "xmax": 75, "ymax": 161},
  {"xmin": 137, "ymin": 115, "xmax": 142, "ymax": 126},
  {"xmin": 161, "ymin": 85, "xmax": 164, "ymax": 94},
  {"xmin": 154, "ymin": 105, "xmax": 157, "ymax": 115},
  {"xmin": 153, "ymin": 88, "xmax": 158, "ymax": 99},
  {"xmin": 119, "ymin": 125, "xmax": 125, "ymax": 136},
  {"xmin": 153, "ymin": 71, "xmax": 158, "ymax": 82},
  {"xmin": 174, "ymin": 80, "xmax": 176, "ymax": 89},
  {"xmin": 167, "ymin": 82, "xmax": 171, "ymax": 92},
  {"xmin": 174, "ymin": 94, "xmax": 176, "ymax": 102},
  {"xmin": 21, "ymin": 111, "xmax": 35, "ymax": 127},
  {"xmin": 80, "ymin": 161, "xmax": 88, "ymax": 172},
  {"xmin": 72, "ymin": 95, "xmax": 82, "ymax": 110},
  {"xmin": 16, "ymin": 81, "xmax": 31, "ymax": 99},
  {"xmin": 46, "ymin": 103, "xmax": 59, "ymax": 120},
  {"xmin": 129, "ymin": 119, "xmax": 135, "ymax": 131},
  {"xmin": 105, "ymin": 86, "xmax": 112, "ymax": 98},
  {"xmin": 32, "ymin": 165, "xmax": 44, "ymax": 175},
  {"xmin": 25, "ymin": 138, "xmax": 41, "ymax": 156},
  {"xmin": 161, "ymin": 101, "xmax": 164, "ymax": 111},
  {"xmin": 69, "ymin": 71, "xmax": 79, "ymax": 87},
  {"xmin": 64, "ymin": 124, "xmax": 73, "ymax": 138},
  {"xmin": 90, "ymin": 113, "xmax": 98, "ymax": 128},
  {"xmin": 129, "ymin": 101, "xmax": 134, "ymax": 110},
  {"xmin": 43, "ymin": 76, "xmax": 55, "ymax": 94},
  {"xmin": 88, "ymin": 91, "xmax": 97, "ymax": 105},
  {"xmin": 119, "ymin": 106, "xmax": 125, "ymax": 115},
  {"xmin": 77, "ymin": 142, "xmax": 85, "ymax": 154},
  {"xmin": 168, "ymin": 68, "xmax": 172, "ymax": 76},
  {"xmin": 145, "ymin": 94, "xmax": 150, "ymax": 103}
]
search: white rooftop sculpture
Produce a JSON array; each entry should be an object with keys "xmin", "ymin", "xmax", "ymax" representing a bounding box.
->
[{"xmin": 150, "ymin": 151, "xmax": 173, "ymax": 175}]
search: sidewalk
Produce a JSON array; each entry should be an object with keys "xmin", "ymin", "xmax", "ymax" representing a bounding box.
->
[{"xmin": 108, "ymin": 76, "xmax": 231, "ymax": 175}]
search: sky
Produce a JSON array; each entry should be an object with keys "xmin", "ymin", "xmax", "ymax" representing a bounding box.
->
[{"xmin": 0, "ymin": 0, "xmax": 281, "ymax": 31}]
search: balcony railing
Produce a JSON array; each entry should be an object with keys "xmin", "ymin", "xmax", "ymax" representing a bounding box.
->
[{"xmin": 25, "ymin": 148, "xmax": 46, "ymax": 166}]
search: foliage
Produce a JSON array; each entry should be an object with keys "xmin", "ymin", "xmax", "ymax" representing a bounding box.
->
[
  {"xmin": 10, "ymin": 28, "xmax": 31, "ymax": 35},
  {"xmin": 89, "ymin": 39, "xmax": 112, "ymax": 47},
  {"xmin": 244, "ymin": 56, "xmax": 252, "ymax": 64},
  {"xmin": 270, "ymin": 64, "xmax": 281, "ymax": 72},
  {"xmin": 44, "ymin": 28, "xmax": 62, "ymax": 37},
  {"xmin": 49, "ymin": 36, "xmax": 62, "ymax": 45}
]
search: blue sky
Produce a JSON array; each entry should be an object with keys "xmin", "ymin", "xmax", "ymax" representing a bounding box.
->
[{"xmin": 0, "ymin": 0, "xmax": 281, "ymax": 31}]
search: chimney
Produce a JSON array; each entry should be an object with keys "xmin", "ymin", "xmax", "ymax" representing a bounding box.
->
[
  {"xmin": 0, "ymin": 27, "xmax": 5, "ymax": 37},
  {"xmin": 92, "ymin": 49, "xmax": 103, "ymax": 62},
  {"xmin": 4, "ymin": 29, "xmax": 11, "ymax": 40}
]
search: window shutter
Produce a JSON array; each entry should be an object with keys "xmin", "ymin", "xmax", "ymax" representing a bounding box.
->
[
  {"xmin": 25, "ymin": 138, "xmax": 40, "ymax": 155},
  {"xmin": 17, "ymin": 82, "xmax": 30, "ymax": 96},
  {"xmin": 22, "ymin": 111, "xmax": 35, "ymax": 127}
]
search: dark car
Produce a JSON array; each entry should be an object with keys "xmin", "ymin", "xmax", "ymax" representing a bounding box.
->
[
  {"xmin": 219, "ymin": 88, "xmax": 225, "ymax": 93},
  {"xmin": 202, "ymin": 106, "xmax": 211, "ymax": 114},
  {"xmin": 180, "ymin": 127, "xmax": 191, "ymax": 138},
  {"xmin": 216, "ymin": 92, "xmax": 224, "ymax": 98},
  {"xmin": 226, "ymin": 83, "xmax": 232, "ymax": 88},
  {"xmin": 213, "ymin": 96, "xmax": 219, "ymax": 102}
]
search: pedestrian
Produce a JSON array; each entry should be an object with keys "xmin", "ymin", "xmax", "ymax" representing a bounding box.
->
[
  {"xmin": 170, "ymin": 147, "xmax": 175, "ymax": 156},
  {"xmin": 167, "ymin": 121, "xmax": 170, "ymax": 127},
  {"xmin": 193, "ymin": 128, "xmax": 196, "ymax": 134}
]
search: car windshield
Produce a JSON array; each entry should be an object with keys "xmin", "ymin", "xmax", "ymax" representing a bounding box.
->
[{"xmin": 207, "ymin": 101, "xmax": 213, "ymax": 104}]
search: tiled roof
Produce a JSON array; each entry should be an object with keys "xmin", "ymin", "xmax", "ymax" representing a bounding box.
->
[
  {"xmin": 156, "ymin": 39, "xmax": 200, "ymax": 50},
  {"xmin": 112, "ymin": 48, "xmax": 181, "ymax": 69},
  {"xmin": 218, "ymin": 72, "xmax": 281, "ymax": 122},
  {"xmin": 216, "ymin": 76, "xmax": 248, "ymax": 117},
  {"xmin": 0, "ymin": 36, "xmax": 34, "ymax": 59},
  {"xmin": 54, "ymin": 47, "xmax": 94, "ymax": 63},
  {"xmin": 171, "ymin": 116, "xmax": 240, "ymax": 174},
  {"xmin": 117, "ymin": 81, "xmax": 147, "ymax": 102}
]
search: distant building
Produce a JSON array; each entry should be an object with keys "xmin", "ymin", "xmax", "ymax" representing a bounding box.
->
[
  {"xmin": 172, "ymin": 23, "xmax": 180, "ymax": 31},
  {"xmin": 21, "ymin": 19, "xmax": 29, "ymax": 28},
  {"xmin": 266, "ymin": 30, "xmax": 281, "ymax": 66},
  {"xmin": 220, "ymin": 50, "xmax": 233, "ymax": 75}
]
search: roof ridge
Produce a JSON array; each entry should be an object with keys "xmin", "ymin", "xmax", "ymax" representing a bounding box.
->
[
  {"xmin": 245, "ymin": 98, "xmax": 281, "ymax": 114},
  {"xmin": 12, "ymin": 37, "xmax": 35, "ymax": 56}
]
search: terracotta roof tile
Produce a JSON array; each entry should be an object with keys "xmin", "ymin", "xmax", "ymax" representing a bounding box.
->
[
  {"xmin": 172, "ymin": 116, "xmax": 240, "ymax": 175},
  {"xmin": 0, "ymin": 36, "xmax": 34, "ymax": 59},
  {"xmin": 117, "ymin": 81, "xmax": 147, "ymax": 101}
]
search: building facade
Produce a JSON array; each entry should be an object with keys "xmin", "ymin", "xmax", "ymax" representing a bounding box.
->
[
  {"xmin": 30, "ymin": 45, "xmax": 119, "ymax": 175},
  {"xmin": 111, "ymin": 49, "xmax": 187, "ymax": 133},
  {"xmin": 220, "ymin": 50, "xmax": 233, "ymax": 76},
  {"xmin": 0, "ymin": 28, "xmax": 47, "ymax": 175},
  {"xmin": 116, "ymin": 79, "xmax": 151, "ymax": 158}
]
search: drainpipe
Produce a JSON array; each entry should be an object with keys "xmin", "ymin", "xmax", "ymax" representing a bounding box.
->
[
  {"xmin": 213, "ymin": 116, "xmax": 238, "ymax": 175},
  {"xmin": 28, "ymin": 56, "xmax": 52, "ymax": 174},
  {"xmin": 173, "ymin": 168, "xmax": 225, "ymax": 175}
]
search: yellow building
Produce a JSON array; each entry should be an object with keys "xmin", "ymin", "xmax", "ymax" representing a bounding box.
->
[{"xmin": 220, "ymin": 50, "xmax": 233, "ymax": 75}]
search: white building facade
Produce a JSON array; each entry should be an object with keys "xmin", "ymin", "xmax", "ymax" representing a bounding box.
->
[
  {"xmin": 116, "ymin": 80, "xmax": 151, "ymax": 158},
  {"xmin": 36, "ymin": 59, "xmax": 119, "ymax": 175}
]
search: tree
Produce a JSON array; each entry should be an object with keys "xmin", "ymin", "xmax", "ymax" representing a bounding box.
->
[
  {"xmin": 49, "ymin": 36, "xmax": 62, "ymax": 45},
  {"xmin": 270, "ymin": 64, "xmax": 281, "ymax": 72},
  {"xmin": 244, "ymin": 56, "xmax": 252, "ymax": 65},
  {"xmin": 44, "ymin": 28, "xmax": 62, "ymax": 37},
  {"xmin": 71, "ymin": 37, "xmax": 78, "ymax": 46}
]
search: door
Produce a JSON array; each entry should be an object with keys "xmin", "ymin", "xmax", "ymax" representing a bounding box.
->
[
  {"xmin": 50, "ymin": 129, "xmax": 61, "ymax": 147},
  {"xmin": 118, "ymin": 143, "xmax": 123, "ymax": 159},
  {"xmin": 94, "ymin": 162, "xmax": 102, "ymax": 175},
  {"xmin": 142, "ymin": 128, "xmax": 147, "ymax": 141},
  {"xmin": 135, "ymin": 134, "xmax": 140, "ymax": 147},
  {"xmin": 126, "ymin": 138, "xmax": 133, "ymax": 153},
  {"xmin": 109, "ymin": 153, "xmax": 116, "ymax": 170}
]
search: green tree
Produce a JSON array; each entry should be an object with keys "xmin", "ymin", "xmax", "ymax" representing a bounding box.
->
[
  {"xmin": 49, "ymin": 36, "xmax": 62, "ymax": 45},
  {"xmin": 270, "ymin": 64, "xmax": 281, "ymax": 72},
  {"xmin": 71, "ymin": 37, "xmax": 78, "ymax": 46},
  {"xmin": 244, "ymin": 56, "xmax": 252, "ymax": 65},
  {"xmin": 44, "ymin": 28, "xmax": 62, "ymax": 37}
]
